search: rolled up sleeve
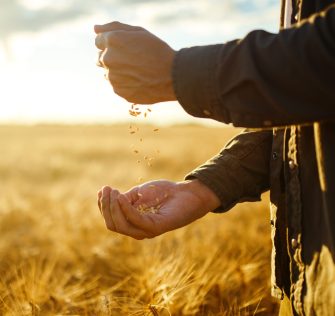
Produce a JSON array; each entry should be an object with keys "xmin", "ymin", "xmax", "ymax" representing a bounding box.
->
[{"xmin": 185, "ymin": 129, "xmax": 272, "ymax": 212}]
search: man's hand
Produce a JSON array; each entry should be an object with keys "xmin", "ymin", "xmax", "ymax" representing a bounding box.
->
[
  {"xmin": 94, "ymin": 22, "xmax": 177, "ymax": 104},
  {"xmin": 97, "ymin": 179, "xmax": 221, "ymax": 240}
]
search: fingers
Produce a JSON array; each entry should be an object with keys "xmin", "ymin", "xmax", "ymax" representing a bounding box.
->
[
  {"xmin": 123, "ymin": 186, "xmax": 140, "ymax": 204},
  {"xmin": 99, "ymin": 186, "xmax": 151, "ymax": 240},
  {"xmin": 95, "ymin": 32, "xmax": 116, "ymax": 51},
  {"xmin": 94, "ymin": 21, "xmax": 143, "ymax": 34},
  {"xmin": 96, "ymin": 50, "xmax": 104, "ymax": 67},
  {"xmin": 95, "ymin": 32, "xmax": 108, "ymax": 50},
  {"xmin": 98, "ymin": 47, "xmax": 123, "ymax": 69},
  {"xmin": 95, "ymin": 21, "xmax": 144, "ymax": 50},
  {"xmin": 101, "ymin": 186, "xmax": 117, "ymax": 231},
  {"xmin": 95, "ymin": 44, "xmax": 114, "ymax": 68},
  {"xmin": 109, "ymin": 190, "xmax": 120, "ymax": 232},
  {"xmin": 118, "ymin": 194, "xmax": 158, "ymax": 236},
  {"xmin": 95, "ymin": 29, "xmax": 132, "ymax": 51},
  {"xmin": 97, "ymin": 189, "xmax": 102, "ymax": 215},
  {"xmin": 109, "ymin": 192, "xmax": 150, "ymax": 240}
]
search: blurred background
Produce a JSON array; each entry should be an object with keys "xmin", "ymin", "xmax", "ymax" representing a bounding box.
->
[
  {"xmin": 0, "ymin": 1, "xmax": 279, "ymax": 314},
  {"xmin": 0, "ymin": 0, "xmax": 279, "ymax": 125}
]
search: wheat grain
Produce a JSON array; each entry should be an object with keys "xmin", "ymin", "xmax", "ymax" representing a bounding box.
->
[{"xmin": 137, "ymin": 204, "xmax": 160, "ymax": 214}]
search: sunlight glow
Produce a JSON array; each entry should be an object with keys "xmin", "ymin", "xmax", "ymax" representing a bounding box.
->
[{"xmin": 0, "ymin": 0, "xmax": 279, "ymax": 124}]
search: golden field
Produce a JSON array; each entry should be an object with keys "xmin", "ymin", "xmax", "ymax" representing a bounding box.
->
[{"xmin": 0, "ymin": 124, "xmax": 279, "ymax": 315}]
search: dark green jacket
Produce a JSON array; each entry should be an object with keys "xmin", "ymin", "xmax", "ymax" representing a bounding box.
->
[{"xmin": 173, "ymin": 1, "xmax": 335, "ymax": 315}]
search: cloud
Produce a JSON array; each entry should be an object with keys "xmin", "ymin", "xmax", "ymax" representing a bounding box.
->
[
  {"xmin": 0, "ymin": 0, "xmax": 278, "ymax": 39},
  {"xmin": 144, "ymin": 0, "xmax": 279, "ymax": 27},
  {"xmin": 0, "ymin": 0, "xmax": 88, "ymax": 39},
  {"xmin": 0, "ymin": 0, "xmax": 279, "ymax": 58}
]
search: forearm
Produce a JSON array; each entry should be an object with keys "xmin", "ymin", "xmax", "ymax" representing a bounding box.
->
[
  {"xmin": 185, "ymin": 129, "xmax": 272, "ymax": 212},
  {"xmin": 173, "ymin": 4, "xmax": 335, "ymax": 128}
]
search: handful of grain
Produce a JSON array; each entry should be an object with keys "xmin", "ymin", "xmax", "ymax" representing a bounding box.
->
[{"xmin": 136, "ymin": 204, "xmax": 160, "ymax": 214}]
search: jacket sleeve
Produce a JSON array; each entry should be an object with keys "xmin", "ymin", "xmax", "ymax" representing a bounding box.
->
[
  {"xmin": 185, "ymin": 129, "xmax": 272, "ymax": 212},
  {"xmin": 173, "ymin": 4, "xmax": 335, "ymax": 128}
]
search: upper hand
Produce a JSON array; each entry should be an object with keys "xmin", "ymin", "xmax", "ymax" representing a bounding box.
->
[
  {"xmin": 97, "ymin": 179, "xmax": 221, "ymax": 240},
  {"xmin": 94, "ymin": 22, "xmax": 177, "ymax": 104}
]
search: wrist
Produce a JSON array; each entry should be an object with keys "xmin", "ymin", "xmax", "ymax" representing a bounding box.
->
[
  {"xmin": 162, "ymin": 48, "xmax": 177, "ymax": 101},
  {"xmin": 182, "ymin": 179, "xmax": 221, "ymax": 211}
]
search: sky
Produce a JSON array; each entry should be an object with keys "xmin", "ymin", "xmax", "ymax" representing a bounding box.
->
[{"xmin": 0, "ymin": 0, "xmax": 279, "ymax": 125}]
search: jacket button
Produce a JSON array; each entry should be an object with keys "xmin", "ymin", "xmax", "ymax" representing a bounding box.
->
[
  {"xmin": 291, "ymin": 238, "xmax": 298, "ymax": 248},
  {"xmin": 272, "ymin": 152, "xmax": 278, "ymax": 160},
  {"xmin": 289, "ymin": 160, "xmax": 295, "ymax": 169}
]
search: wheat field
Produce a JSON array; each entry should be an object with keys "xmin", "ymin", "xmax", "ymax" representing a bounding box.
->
[{"xmin": 0, "ymin": 124, "xmax": 279, "ymax": 315}]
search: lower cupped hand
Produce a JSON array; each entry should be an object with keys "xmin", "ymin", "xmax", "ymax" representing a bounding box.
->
[{"xmin": 97, "ymin": 179, "xmax": 220, "ymax": 239}]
